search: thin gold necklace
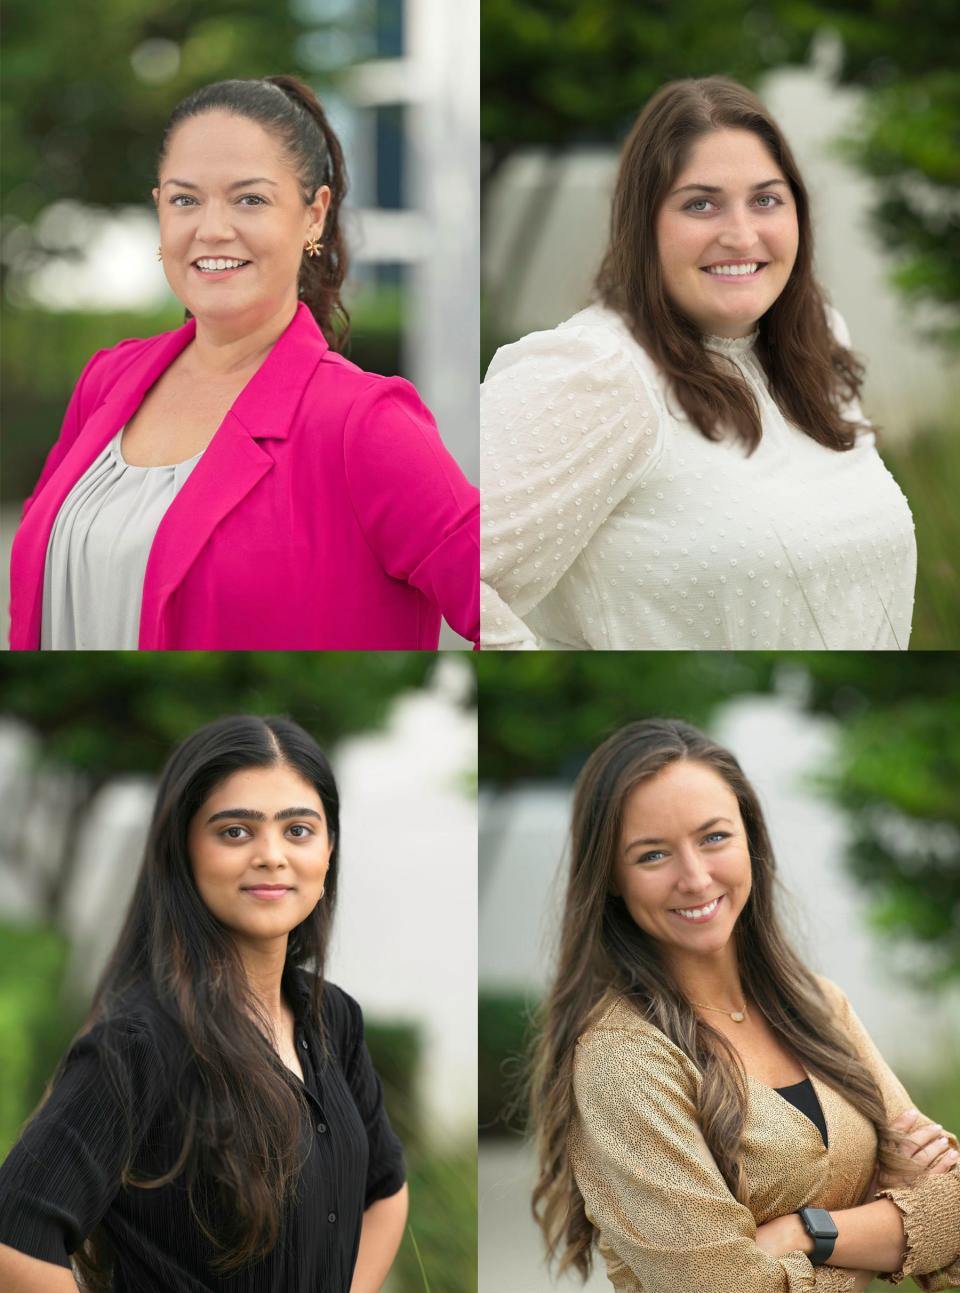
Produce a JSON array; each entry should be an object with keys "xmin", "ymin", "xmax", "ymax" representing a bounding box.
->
[{"xmin": 689, "ymin": 999, "xmax": 749, "ymax": 1023}]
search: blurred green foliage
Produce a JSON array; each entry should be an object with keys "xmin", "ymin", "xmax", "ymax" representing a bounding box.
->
[
  {"xmin": 367, "ymin": 1019, "xmax": 424, "ymax": 1152},
  {"xmin": 0, "ymin": 651, "xmax": 446, "ymax": 783},
  {"xmin": 478, "ymin": 992, "xmax": 534, "ymax": 1136},
  {"xmin": 482, "ymin": 0, "xmax": 960, "ymax": 340},
  {"xmin": 393, "ymin": 1140, "xmax": 477, "ymax": 1293},
  {"xmin": 0, "ymin": 923, "xmax": 75, "ymax": 1158},
  {"xmin": 881, "ymin": 424, "xmax": 960, "ymax": 648},
  {"xmin": 477, "ymin": 652, "xmax": 960, "ymax": 980}
]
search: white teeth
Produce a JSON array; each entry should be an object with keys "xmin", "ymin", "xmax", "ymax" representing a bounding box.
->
[
  {"xmin": 673, "ymin": 897, "xmax": 721, "ymax": 920},
  {"xmin": 195, "ymin": 259, "xmax": 247, "ymax": 271},
  {"xmin": 706, "ymin": 263, "xmax": 761, "ymax": 276}
]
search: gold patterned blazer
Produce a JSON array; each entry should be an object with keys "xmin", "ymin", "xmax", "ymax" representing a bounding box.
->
[{"xmin": 570, "ymin": 976, "xmax": 960, "ymax": 1291}]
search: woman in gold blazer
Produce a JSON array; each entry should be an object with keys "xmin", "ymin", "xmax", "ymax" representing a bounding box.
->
[{"xmin": 529, "ymin": 719, "xmax": 960, "ymax": 1292}]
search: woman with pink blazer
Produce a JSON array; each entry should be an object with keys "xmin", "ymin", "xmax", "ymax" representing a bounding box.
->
[{"xmin": 9, "ymin": 75, "xmax": 478, "ymax": 651}]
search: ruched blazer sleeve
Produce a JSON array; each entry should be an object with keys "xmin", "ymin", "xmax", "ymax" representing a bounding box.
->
[
  {"xmin": 569, "ymin": 985, "xmax": 960, "ymax": 1293},
  {"xmin": 9, "ymin": 303, "xmax": 479, "ymax": 650}
]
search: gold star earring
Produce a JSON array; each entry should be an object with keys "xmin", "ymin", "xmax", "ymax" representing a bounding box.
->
[{"xmin": 304, "ymin": 234, "xmax": 323, "ymax": 257}]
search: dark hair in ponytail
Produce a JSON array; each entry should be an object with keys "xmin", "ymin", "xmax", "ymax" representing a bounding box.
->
[{"xmin": 155, "ymin": 76, "xmax": 350, "ymax": 350}]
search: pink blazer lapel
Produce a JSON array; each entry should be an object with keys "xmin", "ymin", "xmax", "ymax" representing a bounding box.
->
[
  {"xmin": 137, "ymin": 304, "xmax": 330, "ymax": 646},
  {"xmin": 15, "ymin": 304, "xmax": 329, "ymax": 649}
]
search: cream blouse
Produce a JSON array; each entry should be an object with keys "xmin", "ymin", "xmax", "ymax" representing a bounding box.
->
[
  {"xmin": 569, "ymin": 977, "xmax": 960, "ymax": 1292},
  {"xmin": 481, "ymin": 304, "xmax": 917, "ymax": 650}
]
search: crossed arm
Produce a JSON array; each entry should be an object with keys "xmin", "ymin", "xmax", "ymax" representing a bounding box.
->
[{"xmin": 756, "ymin": 1109, "xmax": 959, "ymax": 1283}]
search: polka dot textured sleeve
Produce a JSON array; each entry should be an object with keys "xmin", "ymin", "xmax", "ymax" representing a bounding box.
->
[{"xmin": 480, "ymin": 318, "xmax": 663, "ymax": 649}]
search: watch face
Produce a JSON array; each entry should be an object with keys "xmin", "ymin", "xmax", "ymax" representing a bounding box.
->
[{"xmin": 803, "ymin": 1208, "xmax": 838, "ymax": 1238}]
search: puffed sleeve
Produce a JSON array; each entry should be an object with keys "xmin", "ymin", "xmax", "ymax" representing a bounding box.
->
[
  {"xmin": 341, "ymin": 993, "xmax": 406, "ymax": 1209},
  {"xmin": 816, "ymin": 977, "xmax": 960, "ymax": 1288},
  {"xmin": 480, "ymin": 320, "xmax": 664, "ymax": 649},
  {"xmin": 0, "ymin": 1019, "xmax": 164, "ymax": 1267},
  {"xmin": 342, "ymin": 378, "xmax": 480, "ymax": 646},
  {"xmin": 824, "ymin": 306, "xmax": 877, "ymax": 449},
  {"xmin": 570, "ymin": 1025, "xmax": 863, "ymax": 1293},
  {"xmin": 22, "ymin": 340, "xmax": 141, "ymax": 519}
]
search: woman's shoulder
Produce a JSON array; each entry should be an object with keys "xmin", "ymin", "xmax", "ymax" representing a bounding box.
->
[
  {"xmin": 483, "ymin": 301, "xmax": 661, "ymax": 390},
  {"xmin": 70, "ymin": 981, "xmax": 182, "ymax": 1065},
  {"xmin": 576, "ymin": 994, "xmax": 693, "ymax": 1069},
  {"xmin": 810, "ymin": 972, "xmax": 854, "ymax": 1019},
  {"xmin": 73, "ymin": 330, "xmax": 167, "ymax": 394},
  {"xmin": 289, "ymin": 968, "xmax": 365, "ymax": 1043}
]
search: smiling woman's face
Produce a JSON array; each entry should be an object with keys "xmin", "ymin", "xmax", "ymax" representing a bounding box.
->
[
  {"xmin": 187, "ymin": 762, "xmax": 332, "ymax": 942},
  {"xmin": 612, "ymin": 759, "xmax": 753, "ymax": 962},
  {"xmin": 153, "ymin": 111, "xmax": 330, "ymax": 329},
  {"xmin": 655, "ymin": 127, "xmax": 799, "ymax": 340}
]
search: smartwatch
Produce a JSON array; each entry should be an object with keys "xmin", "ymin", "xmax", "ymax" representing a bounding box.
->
[{"xmin": 797, "ymin": 1207, "xmax": 838, "ymax": 1265}]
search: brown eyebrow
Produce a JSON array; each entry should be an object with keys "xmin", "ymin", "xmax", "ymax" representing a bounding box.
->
[
  {"xmin": 671, "ymin": 178, "xmax": 788, "ymax": 197},
  {"xmin": 206, "ymin": 806, "xmax": 323, "ymax": 825},
  {"xmin": 625, "ymin": 816, "xmax": 733, "ymax": 851},
  {"xmin": 161, "ymin": 177, "xmax": 278, "ymax": 190}
]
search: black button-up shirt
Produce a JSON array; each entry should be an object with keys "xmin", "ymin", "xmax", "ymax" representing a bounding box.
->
[{"xmin": 0, "ymin": 968, "xmax": 405, "ymax": 1291}]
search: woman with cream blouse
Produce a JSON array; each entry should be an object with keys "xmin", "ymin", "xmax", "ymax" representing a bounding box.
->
[
  {"xmin": 528, "ymin": 719, "xmax": 960, "ymax": 1292},
  {"xmin": 481, "ymin": 77, "xmax": 915, "ymax": 650}
]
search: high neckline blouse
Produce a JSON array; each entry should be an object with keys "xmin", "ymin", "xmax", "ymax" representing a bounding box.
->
[
  {"xmin": 481, "ymin": 301, "xmax": 916, "ymax": 650},
  {"xmin": 702, "ymin": 327, "xmax": 760, "ymax": 355}
]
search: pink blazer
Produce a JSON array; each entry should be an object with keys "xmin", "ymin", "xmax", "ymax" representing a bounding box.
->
[{"xmin": 9, "ymin": 303, "xmax": 479, "ymax": 650}]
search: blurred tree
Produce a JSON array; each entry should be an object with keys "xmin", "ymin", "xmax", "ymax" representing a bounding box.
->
[
  {"xmin": 477, "ymin": 652, "xmax": 960, "ymax": 980},
  {"xmin": 0, "ymin": 651, "xmax": 468, "ymax": 919},
  {"xmin": 481, "ymin": 0, "xmax": 805, "ymax": 186},
  {"xmin": 482, "ymin": 0, "xmax": 960, "ymax": 339}
]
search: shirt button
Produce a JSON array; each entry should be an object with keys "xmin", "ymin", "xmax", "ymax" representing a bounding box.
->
[
  {"xmin": 316, "ymin": 1122, "xmax": 327, "ymax": 1134},
  {"xmin": 327, "ymin": 1212, "xmax": 337, "ymax": 1223}
]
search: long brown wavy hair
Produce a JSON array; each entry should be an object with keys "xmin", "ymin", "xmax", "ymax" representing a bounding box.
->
[
  {"xmin": 21, "ymin": 714, "xmax": 340, "ymax": 1291},
  {"xmin": 156, "ymin": 76, "xmax": 350, "ymax": 350},
  {"xmin": 529, "ymin": 717, "xmax": 915, "ymax": 1280},
  {"xmin": 595, "ymin": 77, "xmax": 873, "ymax": 453}
]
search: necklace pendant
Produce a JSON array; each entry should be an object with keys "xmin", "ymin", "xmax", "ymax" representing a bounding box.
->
[{"xmin": 730, "ymin": 1011, "xmax": 745, "ymax": 1022}]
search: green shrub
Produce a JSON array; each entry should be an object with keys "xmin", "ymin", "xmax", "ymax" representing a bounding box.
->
[
  {"xmin": 366, "ymin": 1019, "xmax": 423, "ymax": 1151},
  {"xmin": 393, "ymin": 1139, "xmax": 477, "ymax": 1293},
  {"xmin": 478, "ymin": 991, "xmax": 537, "ymax": 1137},
  {"xmin": 883, "ymin": 423, "xmax": 960, "ymax": 649},
  {"xmin": 0, "ymin": 922, "xmax": 72, "ymax": 1157}
]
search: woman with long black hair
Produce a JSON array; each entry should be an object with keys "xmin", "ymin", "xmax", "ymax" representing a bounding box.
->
[
  {"xmin": 528, "ymin": 718, "xmax": 959, "ymax": 1291},
  {"xmin": 0, "ymin": 714, "xmax": 407, "ymax": 1292}
]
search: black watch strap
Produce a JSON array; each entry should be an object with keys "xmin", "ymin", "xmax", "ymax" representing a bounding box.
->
[{"xmin": 798, "ymin": 1207, "xmax": 838, "ymax": 1265}]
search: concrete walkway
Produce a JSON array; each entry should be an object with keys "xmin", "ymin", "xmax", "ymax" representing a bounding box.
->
[{"xmin": 479, "ymin": 1139, "xmax": 610, "ymax": 1293}]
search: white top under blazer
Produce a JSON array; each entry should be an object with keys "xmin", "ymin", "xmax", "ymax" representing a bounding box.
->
[
  {"xmin": 480, "ymin": 302, "xmax": 916, "ymax": 650},
  {"xmin": 40, "ymin": 428, "xmax": 203, "ymax": 650}
]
